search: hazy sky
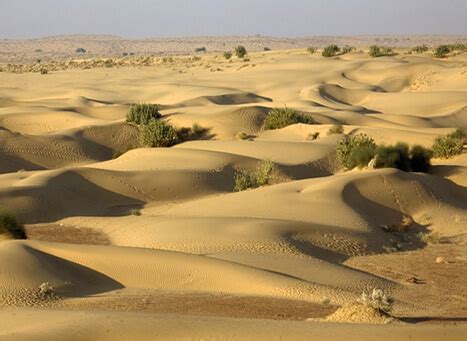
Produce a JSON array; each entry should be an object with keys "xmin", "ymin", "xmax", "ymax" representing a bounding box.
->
[{"xmin": 1, "ymin": 0, "xmax": 466, "ymax": 39}]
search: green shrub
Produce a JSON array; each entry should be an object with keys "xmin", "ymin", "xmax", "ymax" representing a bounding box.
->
[
  {"xmin": 448, "ymin": 127, "xmax": 466, "ymax": 141},
  {"xmin": 434, "ymin": 45, "xmax": 450, "ymax": 58},
  {"xmin": 342, "ymin": 45, "xmax": 355, "ymax": 54},
  {"xmin": 140, "ymin": 120, "xmax": 179, "ymax": 147},
  {"xmin": 264, "ymin": 108, "xmax": 315, "ymax": 130},
  {"xmin": 410, "ymin": 145, "xmax": 432, "ymax": 173},
  {"xmin": 327, "ymin": 124, "xmax": 344, "ymax": 135},
  {"xmin": 374, "ymin": 143, "xmax": 411, "ymax": 171},
  {"xmin": 177, "ymin": 123, "xmax": 210, "ymax": 141},
  {"xmin": 307, "ymin": 47, "xmax": 317, "ymax": 54},
  {"xmin": 223, "ymin": 51, "xmax": 232, "ymax": 59},
  {"xmin": 234, "ymin": 160, "xmax": 275, "ymax": 191},
  {"xmin": 411, "ymin": 45, "xmax": 428, "ymax": 54},
  {"xmin": 369, "ymin": 45, "xmax": 394, "ymax": 57},
  {"xmin": 127, "ymin": 103, "xmax": 161, "ymax": 125},
  {"xmin": 235, "ymin": 46, "xmax": 247, "ymax": 58},
  {"xmin": 432, "ymin": 134, "xmax": 463, "ymax": 159},
  {"xmin": 0, "ymin": 210, "xmax": 25, "ymax": 239},
  {"xmin": 322, "ymin": 45, "xmax": 340, "ymax": 57},
  {"xmin": 337, "ymin": 134, "xmax": 377, "ymax": 169}
]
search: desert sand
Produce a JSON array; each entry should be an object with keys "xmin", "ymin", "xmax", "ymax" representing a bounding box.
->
[{"xmin": 0, "ymin": 42, "xmax": 466, "ymax": 340}]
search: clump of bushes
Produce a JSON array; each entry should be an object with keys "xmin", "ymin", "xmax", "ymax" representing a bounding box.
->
[
  {"xmin": 0, "ymin": 210, "xmax": 26, "ymax": 239},
  {"xmin": 337, "ymin": 134, "xmax": 377, "ymax": 170},
  {"xmin": 434, "ymin": 45, "xmax": 450, "ymax": 58},
  {"xmin": 322, "ymin": 45, "xmax": 340, "ymax": 57},
  {"xmin": 432, "ymin": 128, "xmax": 465, "ymax": 158},
  {"xmin": 263, "ymin": 107, "xmax": 315, "ymax": 130},
  {"xmin": 369, "ymin": 45, "xmax": 394, "ymax": 57},
  {"xmin": 307, "ymin": 47, "xmax": 317, "ymax": 54},
  {"xmin": 327, "ymin": 124, "xmax": 344, "ymax": 135},
  {"xmin": 126, "ymin": 103, "xmax": 161, "ymax": 125},
  {"xmin": 342, "ymin": 45, "xmax": 355, "ymax": 54},
  {"xmin": 411, "ymin": 45, "xmax": 428, "ymax": 54},
  {"xmin": 140, "ymin": 120, "xmax": 179, "ymax": 147},
  {"xmin": 223, "ymin": 51, "xmax": 232, "ymax": 60},
  {"xmin": 235, "ymin": 46, "xmax": 247, "ymax": 58},
  {"xmin": 177, "ymin": 123, "xmax": 210, "ymax": 141},
  {"xmin": 234, "ymin": 160, "xmax": 276, "ymax": 191}
]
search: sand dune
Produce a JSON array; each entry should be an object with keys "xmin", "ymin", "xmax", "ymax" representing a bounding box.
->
[{"xmin": 0, "ymin": 46, "xmax": 466, "ymax": 339}]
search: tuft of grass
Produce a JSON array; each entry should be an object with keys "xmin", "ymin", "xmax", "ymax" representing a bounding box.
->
[
  {"xmin": 305, "ymin": 132, "xmax": 320, "ymax": 141},
  {"xmin": 432, "ymin": 129, "xmax": 464, "ymax": 159},
  {"xmin": 322, "ymin": 45, "xmax": 340, "ymax": 57},
  {"xmin": 337, "ymin": 133, "xmax": 377, "ymax": 170},
  {"xmin": 307, "ymin": 47, "xmax": 317, "ymax": 54},
  {"xmin": 140, "ymin": 120, "xmax": 179, "ymax": 148},
  {"xmin": 434, "ymin": 45, "xmax": 450, "ymax": 58},
  {"xmin": 327, "ymin": 124, "xmax": 344, "ymax": 135},
  {"xmin": 235, "ymin": 46, "xmax": 247, "ymax": 58},
  {"xmin": 0, "ymin": 210, "xmax": 26, "ymax": 239},
  {"xmin": 126, "ymin": 103, "xmax": 161, "ymax": 125},
  {"xmin": 129, "ymin": 208, "xmax": 141, "ymax": 216},
  {"xmin": 342, "ymin": 45, "xmax": 355, "ymax": 54},
  {"xmin": 223, "ymin": 51, "xmax": 232, "ymax": 60},
  {"xmin": 264, "ymin": 107, "xmax": 315, "ymax": 130},
  {"xmin": 234, "ymin": 160, "xmax": 276, "ymax": 192},
  {"xmin": 357, "ymin": 288, "xmax": 394, "ymax": 313},
  {"xmin": 40, "ymin": 68, "xmax": 48, "ymax": 75}
]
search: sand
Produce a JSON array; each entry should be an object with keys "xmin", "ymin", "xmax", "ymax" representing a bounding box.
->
[{"xmin": 0, "ymin": 44, "xmax": 466, "ymax": 340}]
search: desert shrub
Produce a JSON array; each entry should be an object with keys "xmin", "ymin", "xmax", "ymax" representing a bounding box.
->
[
  {"xmin": 337, "ymin": 134, "xmax": 376, "ymax": 169},
  {"xmin": 234, "ymin": 160, "xmax": 275, "ymax": 191},
  {"xmin": 40, "ymin": 68, "xmax": 48, "ymax": 75},
  {"xmin": 369, "ymin": 45, "xmax": 394, "ymax": 57},
  {"xmin": 434, "ymin": 45, "xmax": 450, "ymax": 58},
  {"xmin": 307, "ymin": 47, "xmax": 317, "ymax": 54},
  {"xmin": 342, "ymin": 45, "xmax": 355, "ymax": 54},
  {"xmin": 327, "ymin": 124, "xmax": 344, "ymax": 135},
  {"xmin": 374, "ymin": 143, "xmax": 411, "ymax": 171},
  {"xmin": 357, "ymin": 288, "xmax": 394, "ymax": 313},
  {"xmin": 306, "ymin": 132, "xmax": 320, "ymax": 141},
  {"xmin": 195, "ymin": 47, "xmax": 206, "ymax": 53},
  {"xmin": 411, "ymin": 45, "xmax": 428, "ymax": 54},
  {"xmin": 432, "ymin": 133, "xmax": 463, "ymax": 158},
  {"xmin": 322, "ymin": 45, "xmax": 340, "ymax": 57},
  {"xmin": 140, "ymin": 120, "xmax": 179, "ymax": 147},
  {"xmin": 0, "ymin": 210, "xmax": 26, "ymax": 239},
  {"xmin": 126, "ymin": 103, "xmax": 161, "ymax": 125},
  {"xmin": 448, "ymin": 127, "xmax": 466, "ymax": 141},
  {"xmin": 129, "ymin": 208, "xmax": 141, "ymax": 216},
  {"xmin": 410, "ymin": 145, "xmax": 432, "ymax": 173},
  {"xmin": 223, "ymin": 51, "xmax": 232, "ymax": 59},
  {"xmin": 177, "ymin": 123, "xmax": 210, "ymax": 141},
  {"xmin": 235, "ymin": 46, "xmax": 247, "ymax": 58},
  {"xmin": 264, "ymin": 107, "xmax": 315, "ymax": 130},
  {"xmin": 263, "ymin": 47, "xmax": 271, "ymax": 51},
  {"xmin": 76, "ymin": 47, "xmax": 87, "ymax": 53}
]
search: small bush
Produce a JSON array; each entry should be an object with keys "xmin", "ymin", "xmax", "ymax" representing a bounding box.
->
[
  {"xmin": 263, "ymin": 108, "xmax": 315, "ymax": 130},
  {"xmin": 434, "ymin": 45, "xmax": 450, "ymax": 58},
  {"xmin": 140, "ymin": 120, "xmax": 179, "ymax": 147},
  {"xmin": 357, "ymin": 288, "xmax": 394, "ymax": 313},
  {"xmin": 235, "ymin": 46, "xmax": 247, "ymax": 58},
  {"xmin": 411, "ymin": 45, "xmax": 428, "ymax": 54},
  {"xmin": 448, "ymin": 127, "xmax": 466, "ymax": 141},
  {"xmin": 195, "ymin": 47, "xmax": 206, "ymax": 53},
  {"xmin": 432, "ymin": 134, "xmax": 463, "ymax": 158},
  {"xmin": 306, "ymin": 132, "xmax": 320, "ymax": 141},
  {"xmin": 374, "ymin": 143, "xmax": 411, "ymax": 171},
  {"xmin": 177, "ymin": 123, "xmax": 210, "ymax": 141},
  {"xmin": 327, "ymin": 124, "xmax": 344, "ymax": 135},
  {"xmin": 234, "ymin": 160, "xmax": 275, "ymax": 192},
  {"xmin": 322, "ymin": 45, "xmax": 340, "ymax": 57},
  {"xmin": 127, "ymin": 103, "xmax": 161, "ymax": 125},
  {"xmin": 76, "ymin": 47, "xmax": 87, "ymax": 53},
  {"xmin": 307, "ymin": 47, "xmax": 317, "ymax": 54},
  {"xmin": 223, "ymin": 51, "xmax": 232, "ymax": 59},
  {"xmin": 342, "ymin": 45, "xmax": 355, "ymax": 54},
  {"xmin": 0, "ymin": 210, "xmax": 26, "ymax": 239},
  {"xmin": 337, "ymin": 134, "xmax": 377, "ymax": 170},
  {"xmin": 263, "ymin": 47, "xmax": 271, "ymax": 51},
  {"xmin": 410, "ymin": 145, "xmax": 432, "ymax": 173},
  {"xmin": 369, "ymin": 45, "xmax": 394, "ymax": 57},
  {"xmin": 40, "ymin": 68, "xmax": 48, "ymax": 75}
]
